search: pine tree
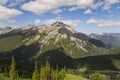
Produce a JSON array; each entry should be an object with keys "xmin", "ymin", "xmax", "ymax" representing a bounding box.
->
[
  {"xmin": 32, "ymin": 60, "xmax": 39, "ymax": 80},
  {"xmin": 40, "ymin": 61, "xmax": 51, "ymax": 80},
  {"xmin": 45, "ymin": 61, "xmax": 51, "ymax": 80},
  {"xmin": 51, "ymin": 66, "xmax": 59, "ymax": 80},
  {"xmin": 40, "ymin": 65, "xmax": 46, "ymax": 80},
  {"xmin": 9, "ymin": 55, "xmax": 19, "ymax": 80},
  {"xmin": 58, "ymin": 69, "xmax": 65, "ymax": 80}
]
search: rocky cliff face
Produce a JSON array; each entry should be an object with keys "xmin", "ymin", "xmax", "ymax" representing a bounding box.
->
[{"xmin": 36, "ymin": 21, "xmax": 107, "ymax": 58}]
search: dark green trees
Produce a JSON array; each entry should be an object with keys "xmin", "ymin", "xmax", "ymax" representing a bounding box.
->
[
  {"xmin": 9, "ymin": 55, "xmax": 19, "ymax": 80},
  {"xmin": 32, "ymin": 60, "xmax": 40, "ymax": 80},
  {"xmin": 32, "ymin": 60, "xmax": 66, "ymax": 80},
  {"xmin": 114, "ymin": 75, "xmax": 120, "ymax": 80}
]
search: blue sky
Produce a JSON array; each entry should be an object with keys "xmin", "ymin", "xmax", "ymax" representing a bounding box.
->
[{"xmin": 0, "ymin": 0, "xmax": 120, "ymax": 34}]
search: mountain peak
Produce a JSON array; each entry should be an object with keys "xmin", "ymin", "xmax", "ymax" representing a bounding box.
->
[{"xmin": 51, "ymin": 21, "xmax": 69, "ymax": 27}]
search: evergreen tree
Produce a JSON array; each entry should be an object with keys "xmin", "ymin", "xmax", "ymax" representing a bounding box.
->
[
  {"xmin": 32, "ymin": 60, "xmax": 39, "ymax": 80},
  {"xmin": 9, "ymin": 55, "xmax": 19, "ymax": 80},
  {"xmin": 40, "ymin": 65, "xmax": 46, "ymax": 80},
  {"xmin": 45, "ymin": 61, "xmax": 51, "ymax": 80},
  {"xmin": 40, "ymin": 61, "xmax": 51, "ymax": 80},
  {"xmin": 51, "ymin": 66, "xmax": 59, "ymax": 80},
  {"xmin": 58, "ymin": 69, "xmax": 65, "ymax": 80},
  {"xmin": 40, "ymin": 61, "xmax": 66, "ymax": 80}
]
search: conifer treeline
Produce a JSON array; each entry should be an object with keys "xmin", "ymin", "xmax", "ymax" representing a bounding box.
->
[
  {"xmin": 9, "ymin": 56, "xmax": 19, "ymax": 80},
  {"xmin": 1, "ymin": 55, "xmax": 66, "ymax": 80},
  {"xmin": 32, "ymin": 60, "xmax": 66, "ymax": 80},
  {"xmin": 1, "ymin": 55, "xmax": 120, "ymax": 80}
]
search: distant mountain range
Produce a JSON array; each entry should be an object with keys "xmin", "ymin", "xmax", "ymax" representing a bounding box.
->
[{"xmin": 89, "ymin": 33, "xmax": 120, "ymax": 48}]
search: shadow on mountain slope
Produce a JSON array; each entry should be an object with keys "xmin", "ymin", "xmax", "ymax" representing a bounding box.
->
[
  {"xmin": 0, "ymin": 43, "xmax": 120, "ymax": 71},
  {"xmin": 77, "ymin": 53, "xmax": 120, "ymax": 71},
  {"xmin": 38, "ymin": 48, "xmax": 77, "ymax": 68}
]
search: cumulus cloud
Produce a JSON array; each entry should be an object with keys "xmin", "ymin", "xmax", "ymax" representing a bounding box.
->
[
  {"xmin": 51, "ymin": 9, "xmax": 63, "ymax": 14},
  {"xmin": 8, "ymin": 0, "xmax": 25, "ymax": 7},
  {"xmin": 34, "ymin": 17, "xmax": 81, "ymax": 27},
  {"xmin": 34, "ymin": 20, "xmax": 41, "ymax": 24},
  {"xmin": 6, "ymin": 19, "xmax": 16, "ymax": 23},
  {"xmin": 0, "ymin": 6, "xmax": 23, "ymax": 20},
  {"xmin": 84, "ymin": 9, "xmax": 92, "ymax": 14},
  {"xmin": 103, "ymin": 0, "xmax": 120, "ymax": 10},
  {"xmin": 117, "ymin": 6, "xmax": 120, "ymax": 9},
  {"xmin": 21, "ymin": 0, "xmax": 98, "ymax": 15},
  {"xmin": 86, "ymin": 18, "xmax": 120, "ymax": 27},
  {"xmin": 0, "ymin": 23, "xmax": 6, "ymax": 28},
  {"xmin": 41, "ymin": 19, "xmax": 81, "ymax": 27},
  {"xmin": 0, "ymin": 0, "xmax": 7, "ymax": 5},
  {"xmin": 68, "ymin": 7, "xmax": 78, "ymax": 11}
]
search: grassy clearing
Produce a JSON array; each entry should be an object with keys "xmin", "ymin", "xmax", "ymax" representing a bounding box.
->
[
  {"xmin": 0, "ymin": 73, "xmax": 87, "ymax": 80},
  {"xmin": 0, "ymin": 35, "xmax": 25, "ymax": 52},
  {"xmin": 0, "ymin": 73, "xmax": 31, "ymax": 80},
  {"xmin": 64, "ymin": 74, "xmax": 87, "ymax": 80}
]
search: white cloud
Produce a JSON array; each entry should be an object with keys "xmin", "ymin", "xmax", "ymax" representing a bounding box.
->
[
  {"xmin": 90, "ymin": 1, "xmax": 103, "ymax": 9},
  {"xmin": 0, "ymin": 23, "xmax": 6, "ymax": 28},
  {"xmin": 34, "ymin": 20, "xmax": 41, "ymax": 24},
  {"xmin": 6, "ymin": 19, "xmax": 16, "ymax": 23},
  {"xmin": 42, "ymin": 19, "xmax": 81, "ymax": 27},
  {"xmin": 63, "ymin": 20, "xmax": 81, "ymax": 26},
  {"xmin": 117, "ymin": 6, "xmax": 120, "ymax": 9},
  {"xmin": 0, "ymin": 6, "xmax": 23, "ymax": 20},
  {"xmin": 68, "ymin": 7, "xmax": 78, "ymax": 11},
  {"xmin": 8, "ymin": 0, "xmax": 25, "ymax": 7},
  {"xmin": 103, "ymin": 0, "xmax": 120, "ymax": 10},
  {"xmin": 86, "ymin": 18, "xmax": 97, "ymax": 24},
  {"xmin": 21, "ymin": 0, "xmax": 98, "ymax": 15},
  {"xmin": 0, "ymin": 0, "xmax": 7, "ymax": 5},
  {"xmin": 51, "ymin": 9, "xmax": 63, "ymax": 14},
  {"xmin": 84, "ymin": 9, "xmax": 92, "ymax": 14},
  {"xmin": 76, "ymin": 0, "xmax": 94, "ymax": 9},
  {"xmin": 105, "ymin": 0, "xmax": 120, "ymax": 4},
  {"xmin": 86, "ymin": 18, "xmax": 120, "ymax": 27}
]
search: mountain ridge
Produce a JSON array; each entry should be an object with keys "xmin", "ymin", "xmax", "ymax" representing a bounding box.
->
[
  {"xmin": 0, "ymin": 21, "xmax": 107, "ymax": 59},
  {"xmin": 89, "ymin": 33, "xmax": 120, "ymax": 48}
]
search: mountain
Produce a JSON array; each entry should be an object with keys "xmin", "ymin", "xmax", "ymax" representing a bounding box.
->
[
  {"xmin": 0, "ymin": 21, "xmax": 108, "ymax": 68},
  {"xmin": 89, "ymin": 33, "xmax": 120, "ymax": 48}
]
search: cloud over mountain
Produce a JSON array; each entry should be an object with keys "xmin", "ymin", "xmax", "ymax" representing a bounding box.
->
[
  {"xmin": 21, "ymin": 0, "xmax": 97, "ymax": 15},
  {"xmin": 87, "ymin": 18, "xmax": 120, "ymax": 27}
]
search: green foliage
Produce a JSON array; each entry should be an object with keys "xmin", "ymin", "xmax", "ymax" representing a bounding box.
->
[
  {"xmin": 115, "ymin": 75, "xmax": 120, "ymax": 80},
  {"xmin": 58, "ymin": 69, "xmax": 65, "ymax": 80},
  {"xmin": 51, "ymin": 65, "xmax": 66, "ymax": 80},
  {"xmin": 32, "ymin": 60, "xmax": 39, "ymax": 80},
  {"xmin": 9, "ymin": 55, "xmax": 19, "ymax": 80},
  {"xmin": 89, "ymin": 72, "xmax": 108, "ymax": 80},
  {"xmin": 39, "ymin": 61, "xmax": 66, "ymax": 80},
  {"xmin": 40, "ymin": 66, "xmax": 46, "ymax": 80},
  {"xmin": 0, "ymin": 73, "xmax": 31, "ymax": 80},
  {"xmin": 40, "ymin": 61, "xmax": 51, "ymax": 80},
  {"xmin": 0, "ymin": 35, "xmax": 25, "ymax": 52},
  {"xmin": 64, "ymin": 74, "xmax": 87, "ymax": 80}
]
